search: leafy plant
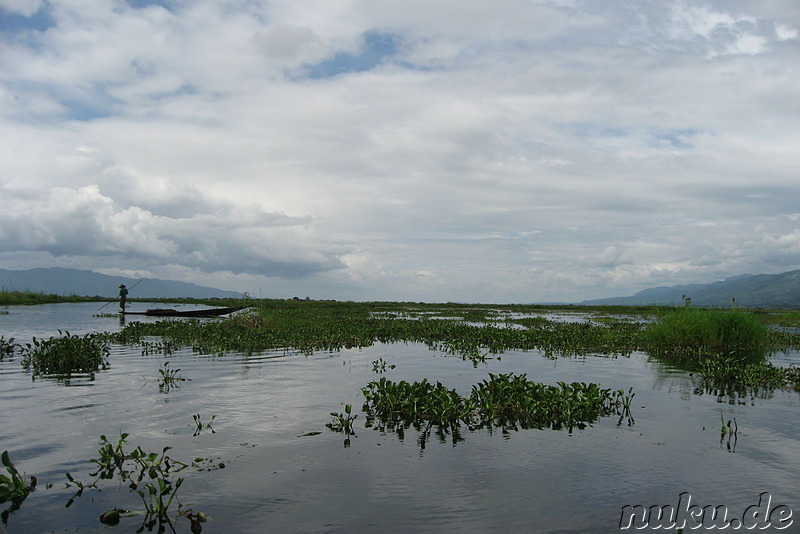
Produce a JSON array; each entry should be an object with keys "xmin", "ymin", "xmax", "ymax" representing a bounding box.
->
[
  {"xmin": 326, "ymin": 404, "xmax": 357, "ymax": 435},
  {"xmin": 1, "ymin": 450, "xmax": 34, "ymax": 524},
  {"xmin": 157, "ymin": 361, "xmax": 186, "ymax": 392},
  {"xmin": 371, "ymin": 358, "xmax": 395, "ymax": 373},
  {"xmin": 19, "ymin": 330, "xmax": 109, "ymax": 377},
  {"xmin": 359, "ymin": 374, "xmax": 636, "ymax": 448},
  {"xmin": 0, "ymin": 451, "xmax": 30, "ymax": 503},
  {"xmin": 0, "ymin": 336, "xmax": 17, "ymax": 359},
  {"xmin": 65, "ymin": 433, "xmax": 200, "ymax": 531}
]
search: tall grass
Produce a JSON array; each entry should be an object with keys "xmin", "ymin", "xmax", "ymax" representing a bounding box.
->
[{"xmin": 643, "ymin": 308, "xmax": 768, "ymax": 365}]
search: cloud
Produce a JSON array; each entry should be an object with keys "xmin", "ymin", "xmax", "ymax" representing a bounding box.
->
[
  {"xmin": 0, "ymin": 184, "xmax": 346, "ymax": 278},
  {"xmin": 0, "ymin": 0, "xmax": 44, "ymax": 17},
  {"xmin": 0, "ymin": 0, "xmax": 798, "ymax": 302}
]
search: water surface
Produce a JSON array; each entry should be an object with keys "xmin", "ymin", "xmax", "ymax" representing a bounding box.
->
[{"xmin": 1, "ymin": 303, "xmax": 798, "ymax": 533}]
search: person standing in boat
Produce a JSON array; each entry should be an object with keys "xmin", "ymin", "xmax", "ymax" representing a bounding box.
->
[{"xmin": 119, "ymin": 284, "xmax": 128, "ymax": 312}]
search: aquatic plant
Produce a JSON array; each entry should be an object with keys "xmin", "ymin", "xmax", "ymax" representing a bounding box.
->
[
  {"xmin": 371, "ymin": 358, "xmax": 395, "ymax": 373},
  {"xmin": 19, "ymin": 330, "xmax": 109, "ymax": 377},
  {"xmin": 643, "ymin": 308, "xmax": 768, "ymax": 364},
  {"xmin": 157, "ymin": 361, "xmax": 186, "ymax": 393},
  {"xmin": 360, "ymin": 374, "xmax": 635, "ymax": 446},
  {"xmin": 0, "ymin": 336, "xmax": 17, "ymax": 359},
  {"xmin": 326, "ymin": 404, "xmax": 357, "ymax": 435},
  {"xmin": 719, "ymin": 410, "xmax": 737, "ymax": 437},
  {"xmin": 111, "ymin": 301, "xmax": 652, "ymax": 361},
  {"xmin": 0, "ymin": 451, "xmax": 30, "ymax": 503},
  {"xmin": 697, "ymin": 355, "xmax": 800, "ymax": 395},
  {"xmin": 1, "ymin": 450, "xmax": 36, "ymax": 525},
  {"xmin": 192, "ymin": 414, "xmax": 216, "ymax": 436},
  {"xmin": 66, "ymin": 433, "xmax": 203, "ymax": 532},
  {"xmin": 469, "ymin": 374, "xmax": 634, "ymax": 432}
]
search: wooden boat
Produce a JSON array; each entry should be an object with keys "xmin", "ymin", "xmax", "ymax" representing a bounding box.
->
[{"xmin": 122, "ymin": 306, "xmax": 249, "ymax": 317}]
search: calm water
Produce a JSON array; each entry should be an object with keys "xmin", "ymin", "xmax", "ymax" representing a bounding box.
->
[{"xmin": 1, "ymin": 303, "xmax": 799, "ymax": 533}]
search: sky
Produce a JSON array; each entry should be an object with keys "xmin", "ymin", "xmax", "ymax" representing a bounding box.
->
[{"xmin": 1, "ymin": 0, "xmax": 798, "ymax": 303}]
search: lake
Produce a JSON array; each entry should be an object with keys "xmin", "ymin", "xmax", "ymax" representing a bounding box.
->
[{"xmin": 1, "ymin": 303, "xmax": 798, "ymax": 533}]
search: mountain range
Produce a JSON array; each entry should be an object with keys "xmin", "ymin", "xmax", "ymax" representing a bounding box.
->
[
  {"xmin": 0, "ymin": 267, "xmax": 241, "ymax": 299},
  {"xmin": 581, "ymin": 270, "xmax": 800, "ymax": 308},
  {"xmin": 2, "ymin": 267, "xmax": 798, "ymax": 307}
]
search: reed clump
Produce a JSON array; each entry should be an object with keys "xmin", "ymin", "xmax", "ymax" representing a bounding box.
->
[{"xmin": 643, "ymin": 308, "xmax": 768, "ymax": 365}]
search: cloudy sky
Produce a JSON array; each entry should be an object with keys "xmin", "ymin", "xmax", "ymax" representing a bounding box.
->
[{"xmin": 1, "ymin": 0, "xmax": 798, "ymax": 303}]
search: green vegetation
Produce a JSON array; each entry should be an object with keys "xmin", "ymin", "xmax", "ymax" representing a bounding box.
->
[
  {"xmin": 0, "ymin": 289, "xmax": 104, "ymax": 306},
  {"xmin": 20, "ymin": 330, "xmax": 109, "ymax": 378},
  {"xmin": 105, "ymin": 300, "xmax": 800, "ymax": 397},
  {"xmin": 360, "ymin": 374, "xmax": 635, "ymax": 447},
  {"xmin": 1, "ymin": 450, "xmax": 34, "ymax": 524},
  {"xmin": 643, "ymin": 308, "xmax": 768, "ymax": 362},
  {"xmin": 371, "ymin": 358, "xmax": 395, "ymax": 373},
  {"xmin": 1, "ymin": 451, "xmax": 30, "ymax": 503},
  {"xmin": 66, "ymin": 433, "xmax": 207, "ymax": 533},
  {"xmin": 641, "ymin": 308, "xmax": 800, "ymax": 394},
  {"xmin": 326, "ymin": 404, "xmax": 357, "ymax": 435},
  {"xmin": 109, "ymin": 300, "xmax": 648, "ymax": 358},
  {"xmin": 157, "ymin": 361, "xmax": 187, "ymax": 393},
  {"xmin": 0, "ymin": 336, "xmax": 17, "ymax": 359}
]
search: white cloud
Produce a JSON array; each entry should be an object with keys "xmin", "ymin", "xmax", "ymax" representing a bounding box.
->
[
  {"xmin": 0, "ymin": 0, "xmax": 798, "ymax": 302},
  {"xmin": 0, "ymin": 0, "xmax": 43, "ymax": 16}
]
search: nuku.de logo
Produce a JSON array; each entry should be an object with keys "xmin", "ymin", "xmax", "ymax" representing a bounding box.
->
[{"xmin": 620, "ymin": 492, "xmax": 793, "ymax": 530}]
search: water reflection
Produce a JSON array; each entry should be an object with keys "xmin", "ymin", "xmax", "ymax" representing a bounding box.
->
[{"xmin": 1, "ymin": 305, "xmax": 799, "ymax": 533}]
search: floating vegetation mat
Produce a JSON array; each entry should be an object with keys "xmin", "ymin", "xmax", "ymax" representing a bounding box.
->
[{"xmin": 358, "ymin": 373, "xmax": 635, "ymax": 447}]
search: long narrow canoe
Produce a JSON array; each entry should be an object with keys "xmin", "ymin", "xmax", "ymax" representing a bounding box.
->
[{"xmin": 122, "ymin": 306, "xmax": 249, "ymax": 317}]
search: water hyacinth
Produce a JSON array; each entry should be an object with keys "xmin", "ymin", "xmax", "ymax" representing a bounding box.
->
[
  {"xmin": 360, "ymin": 373, "xmax": 635, "ymax": 444},
  {"xmin": 20, "ymin": 330, "xmax": 109, "ymax": 377}
]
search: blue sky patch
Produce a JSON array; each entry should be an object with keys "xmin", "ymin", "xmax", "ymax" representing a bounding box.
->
[
  {"xmin": 305, "ymin": 31, "xmax": 401, "ymax": 79},
  {"xmin": 651, "ymin": 128, "xmax": 700, "ymax": 148},
  {"xmin": 0, "ymin": 5, "xmax": 55, "ymax": 34},
  {"xmin": 124, "ymin": 0, "xmax": 174, "ymax": 9}
]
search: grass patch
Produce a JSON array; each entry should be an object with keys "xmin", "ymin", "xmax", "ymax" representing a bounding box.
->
[{"xmin": 643, "ymin": 308, "xmax": 768, "ymax": 365}]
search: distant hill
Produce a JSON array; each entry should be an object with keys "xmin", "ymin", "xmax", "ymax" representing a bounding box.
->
[
  {"xmin": 0, "ymin": 267, "xmax": 242, "ymax": 299},
  {"xmin": 581, "ymin": 270, "xmax": 800, "ymax": 308}
]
